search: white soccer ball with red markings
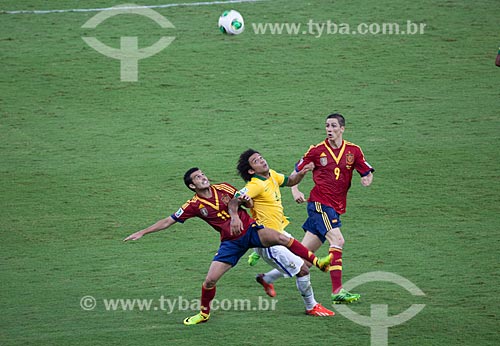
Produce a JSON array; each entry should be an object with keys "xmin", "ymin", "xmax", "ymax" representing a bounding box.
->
[{"xmin": 218, "ymin": 10, "xmax": 245, "ymax": 35}]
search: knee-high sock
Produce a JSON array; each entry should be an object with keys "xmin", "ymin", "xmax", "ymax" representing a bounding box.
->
[
  {"xmin": 201, "ymin": 284, "xmax": 216, "ymax": 315},
  {"xmin": 286, "ymin": 238, "xmax": 317, "ymax": 265},
  {"xmin": 329, "ymin": 246, "xmax": 343, "ymax": 293},
  {"xmin": 296, "ymin": 274, "xmax": 317, "ymax": 310}
]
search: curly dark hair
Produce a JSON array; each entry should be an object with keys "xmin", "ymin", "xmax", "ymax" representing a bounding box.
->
[{"xmin": 237, "ymin": 149, "xmax": 259, "ymax": 182}]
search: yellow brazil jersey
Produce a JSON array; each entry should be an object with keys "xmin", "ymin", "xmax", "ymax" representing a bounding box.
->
[{"xmin": 238, "ymin": 169, "xmax": 289, "ymax": 232}]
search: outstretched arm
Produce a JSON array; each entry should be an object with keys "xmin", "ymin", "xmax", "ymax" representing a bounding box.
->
[{"xmin": 123, "ymin": 216, "xmax": 176, "ymax": 241}]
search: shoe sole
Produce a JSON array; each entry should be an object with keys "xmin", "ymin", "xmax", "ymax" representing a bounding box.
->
[
  {"xmin": 183, "ymin": 319, "xmax": 208, "ymax": 325},
  {"xmin": 183, "ymin": 316, "xmax": 209, "ymax": 325},
  {"xmin": 306, "ymin": 312, "xmax": 336, "ymax": 316}
]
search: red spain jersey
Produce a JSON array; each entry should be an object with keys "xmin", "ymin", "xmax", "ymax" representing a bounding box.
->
[
  {"xmin": 171, "ymin": 183, "xmax": 255, "ymax": 241},
  {"xmin": 296, "ymin": 139, "xmax": 374, "ymax": 214}
]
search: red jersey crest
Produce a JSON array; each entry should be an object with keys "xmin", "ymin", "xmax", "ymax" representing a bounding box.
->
[
  {"xmin": 346, "ymin": 152, "xmax": 354, "ymax": 165},
  {"xmin": 199, "ymin": 203, "xmax": 209, "ymax": 217},
  {"xmin": 346, "ymin": 152, "xmax": 354, "ymax": 170},
  {"xmin": 220, "ymin": 193, "xmax": 231, "ymax": 205},
  {"xmin": 320, "ymin": 152, "xmax": 328, "ymax": 166}
]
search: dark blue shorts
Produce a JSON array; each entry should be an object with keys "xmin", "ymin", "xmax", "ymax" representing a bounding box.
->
[
  {"xmin": 213, "ymin": 223, "xmax": 264, "ymax": 266},
  {"xmin": 302, "ymin": 202, "xmax": 342, "ymax": 243}
]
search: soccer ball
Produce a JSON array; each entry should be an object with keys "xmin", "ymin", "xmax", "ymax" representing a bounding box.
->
[{"xmin": 218, "ymin": 10, "xmax": 245, "ymax": 35}]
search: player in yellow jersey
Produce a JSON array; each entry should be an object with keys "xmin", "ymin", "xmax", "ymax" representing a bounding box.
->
[{"xmin": 233, "ymin": 149, "xmax": 334, "ymax": 316}]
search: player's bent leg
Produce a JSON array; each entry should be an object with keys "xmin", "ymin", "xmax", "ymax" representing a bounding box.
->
[
  {"xmin": 325, "ymin": 227, "xmax": 344, "ymax": 249},
  {"xmin": 254, "ymin": 245, "xmax": 302, "ymax": 297},
  {"xmin": 296, "ymin": 263, "xmax": 310, "ymax": 277},
  {"xmin": 256, "ymin": 227, "xmax": 283, "ymax": 247},
  {"xmin": 301, "ymin": 231, "xmax": 324, "ymax": 253},
  {"xmin": 296, "ymin": 232, "xmax": 324, "ymax": 269},
  {"xmin": 184, "ymin": 261, "xmax": 232, "ymax": 325},
  {"xmin": 324, "ymin": 228, "xmax": 361, "ymax": 304},
  {"xmin": 203, "ymin": 261, "xmax": 232, "ymax": 288},
  {"xmin": 258, "ymin": 228, "xmax": 331, "ymax": 272},
  {"xmin": 285, "ymin": 235, "xmax": 331, "ymax": 273}
]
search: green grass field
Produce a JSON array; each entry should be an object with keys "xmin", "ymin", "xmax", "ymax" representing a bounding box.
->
[{"xmin": 1, "ymin": 0, "xmax": 499, "ymax": 345}]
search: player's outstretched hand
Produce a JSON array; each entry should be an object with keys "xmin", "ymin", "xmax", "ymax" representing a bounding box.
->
[{"xmin": 123, "ymin": 231, "xmax": 144, "ymax": 242}]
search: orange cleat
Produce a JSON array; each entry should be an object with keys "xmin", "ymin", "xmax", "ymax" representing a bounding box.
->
[
  {"xmin": 306, "ymin": 303, "xmax": 335, "ymax": 317},
  {"xmin": 256, "ymin": 274, "xmax": 276, "ymax": 297}
]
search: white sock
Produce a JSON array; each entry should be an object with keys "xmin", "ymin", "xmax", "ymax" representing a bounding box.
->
[
  {"xmin": 296, "ymin": 274, "xmax": 317, "ymax": 310},
  {"xmin": 263, "ymin": 269, "xmax": 285, "ymax": 284}
]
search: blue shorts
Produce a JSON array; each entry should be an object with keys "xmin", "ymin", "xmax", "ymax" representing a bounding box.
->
[
  {"xmin": 302, "ymin": 202, "xmax": 342, "ymax": 243},
  {"xmin": 213, "ymin": 223, "xmax": 264, "ymax": 266}
]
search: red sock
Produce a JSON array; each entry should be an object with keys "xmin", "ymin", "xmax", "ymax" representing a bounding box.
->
[
  {"xmin": 329, "ymin": 247, "xmax": 343, "ymax": 294},
  {"xmin": 201, "ymin": 284, "xmax": 216, "ymax": 315},
  {"xmin": 286, "ymin": 238, "xmax": 317, "ymax": 264}
]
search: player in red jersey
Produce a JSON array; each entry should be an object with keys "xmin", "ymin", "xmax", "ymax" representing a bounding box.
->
[
  {"xmin": 257, "ymin": 113, "xmax": 374, "ymax": 304},
  {"xmin": 123, "ymin": 167, "xmax": 331, "ymax": 325},
  {"xmin": 292, "ymin": 113, "xmax": 374, "ymax": 304}
]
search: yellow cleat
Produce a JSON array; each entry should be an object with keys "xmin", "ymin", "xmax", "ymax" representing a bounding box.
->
[
  {"xmin": 315, "ymin": 253, "xmax": 332, "ymax": 272},
  {"xmin": 183, "ymin": 312, "xmax": 210, "ymax": 325}
]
